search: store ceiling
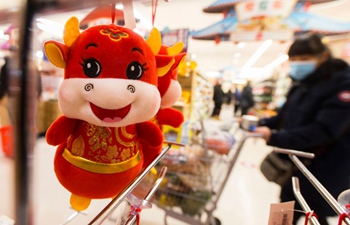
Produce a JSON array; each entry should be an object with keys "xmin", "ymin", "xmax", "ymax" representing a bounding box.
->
[{"xmin": 0, "ymin": 0, "xmax": 350, "ymax": 78}]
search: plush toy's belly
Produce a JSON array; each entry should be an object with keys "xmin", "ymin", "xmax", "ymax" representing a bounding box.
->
[{"xmin": 54, "ymin": 144, "xmax": 143, "ymax": 199}]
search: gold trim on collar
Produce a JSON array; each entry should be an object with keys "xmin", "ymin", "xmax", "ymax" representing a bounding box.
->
[
  {"xmin": 121, "ymin": 126, "xmax": 136, "ymax": 139},
  {"xmin": 115, "ymin": 128, "xmax": 136, "ymax": 147},
  {"xmin": 62, "ymin": 148, "xmax": 141, "ymax": 174}
]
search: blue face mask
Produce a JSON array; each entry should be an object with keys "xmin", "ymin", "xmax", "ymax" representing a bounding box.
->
[{"xmin": 289, "ymin": 62, "xmax": 317, "ymax": 81}]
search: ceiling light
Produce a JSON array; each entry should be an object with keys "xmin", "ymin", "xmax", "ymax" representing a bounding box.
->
[
  {"xmin": 241, "ymin": 39, "xmax": 273, "ymax": 70},
  {"xmin": 237, "ymin": 42, "xmax": 246, "ymax": 48},
  {"xmin": 206, "ymin": 71, "xmax": 222, "ymax": 78},
  {"xmin": 264, "ymin": 54, "xmax": 289, "ymax": 70}
]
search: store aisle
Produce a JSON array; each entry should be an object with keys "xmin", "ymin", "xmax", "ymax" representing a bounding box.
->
[{"xmin": 0, "ymin": 106, "xmax": 340, "ymax": 224}]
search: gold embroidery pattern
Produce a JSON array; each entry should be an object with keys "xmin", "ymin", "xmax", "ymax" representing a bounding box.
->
[
  {"xmin": 72, "ymin": 135, "xmax": 85, "ymax": 156},
  {"xmin": 107, "ymin": 145, "xmax": 119, "ymax": 162},
  {"xmin": 85, "ymin": 123, "xmax": 111, "ymax": 152},
  {"xmin": 100, "ymin": 28, "xmax": 129, "ymax": 42},
  {"xmin": 80, "ymin": 123, "xmax": 139, "ymax": 163},
  {"xmin": 120, "ymin": 148, "xmax": 132, "ymax": 161}
]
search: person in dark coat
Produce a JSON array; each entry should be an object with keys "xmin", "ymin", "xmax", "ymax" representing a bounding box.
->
[
  {"xmin": 234, "ymin": 87, "xmax": 242, "ymax": 116},
  {"xmin": 211, "ymin": 79, "xmax": 225, "ymax": 119},
  {"xmin": 241, "ymin": 81, "xmax": 255, "ymax": 115},
  {"xmin": 254, "ymin": 34, "xmax": 350, "ymax": 225},
  {"xmin": 0, "ymin": 57, "xmax": 9, "ymax": 100}
]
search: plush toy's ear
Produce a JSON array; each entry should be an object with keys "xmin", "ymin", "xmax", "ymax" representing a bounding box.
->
[
  {"xmin": 166, "ymin": 41, "xmax": 184, "ymax": 56},
  {"xmin": 156, "ymin": 56, "xmax": 175, "ymax": 77},
  {"xmin": 173, "ymin": 53, "xmax": 186, "ymax": 70},
  {"xmin": 64, "ymin": 16, "xmax": 81, "ymax": 47},
  {"xmin": 44, "ymin": 41, "xmax": 69, "ymax": 68}
]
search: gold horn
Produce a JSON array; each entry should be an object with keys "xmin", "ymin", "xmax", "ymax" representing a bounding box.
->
[
  {"xmin": 146, "ymin": 27, "xmax": 161, "ymax": 55},
  {"xmin": 64, "ymin": 17, "xmax": 81, "ymax": 47},
  {"xmin": 167, "ymin": 42, "xmax": 184, "ymax": 56}
]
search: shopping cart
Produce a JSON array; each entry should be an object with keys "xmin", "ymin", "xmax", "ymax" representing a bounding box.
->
[
  {"xmin": 152, "ymin": 120, "xmax": 262, "ymax": 225},
  {"xmin": 57, "ymin": 142, "xmax": 185, "ymax": 225},
  {"xmin": 275, "ymin": 148, "xmax": 350, "ymax": 225}
]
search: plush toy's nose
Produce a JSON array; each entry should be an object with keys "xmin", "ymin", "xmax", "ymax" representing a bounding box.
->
[
  {"xmin": 127, "ymin": 84, "xmax": 135, "ymax": 93},
  {"xmin": 84, "ymin": 83, "xmax": 94, "ymax": 91}
]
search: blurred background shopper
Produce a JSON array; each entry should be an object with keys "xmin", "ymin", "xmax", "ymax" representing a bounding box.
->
[
  {"xmin": 254, "ymin": 34, "xmax": 350, "ymax": 225},
  {"xmin": 240, "ymin": 81, "xmax": 255, "ymax": 115},
  {"xmin": 211, "ymin": 78, "xmax": 225, "ymax": 120}
]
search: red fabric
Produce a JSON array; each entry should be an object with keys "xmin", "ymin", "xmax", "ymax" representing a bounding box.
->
[
  {"xmin": 49, "ymin": 121, "xmax": 146, "ymax": 199},
  {"xmin": 66, "ymin": 121, "xmax": 139, "ymax": 163},
  {"xmin": 46, "ymin": 116, "xmax": 78, "ymax": 146},
  {"xmin": 65, "ymin": 25, "xmax": 158, "ymax": 85},
  {"xmin": 157, "ymin": 52, "xmax": 185, "ymax": 97},
  {"xmin": 137, "ymin": 121, "xmax": 163, "ymax": 167},
  {"xmin": 157, "ymin": 108, "xmax": 184, "ymax": 129},
  {"xmin": 54, "ymin": 144, "xmax": 143, "ymax": 199}
]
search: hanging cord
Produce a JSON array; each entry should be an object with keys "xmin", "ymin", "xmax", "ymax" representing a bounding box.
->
[
  {"xmin": 129, "ymin": 205, "xmax": 142, "ymax": 225},
  {"xmin": 304, "ymin": 211, "xmax": 318, "ymax": 225},
  {"xmin": 151, "ymin": 0, "xmax": 159, "ymax": 27},
  {"xmin": 111, "ymin": 1, "xmax": 116, "ymax": 24},
  {"xmin": 338, "ymin": 204, "xmax": 350, "ymax": 225}
]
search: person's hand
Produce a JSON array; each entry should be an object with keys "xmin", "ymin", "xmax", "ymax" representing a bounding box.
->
[{"xmin": 254, "ymin": 126, "xmax": 272, "ymax": 142}]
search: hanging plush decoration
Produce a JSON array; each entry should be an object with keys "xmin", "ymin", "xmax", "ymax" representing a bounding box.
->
[
  {"xmin": 44, "ymin": 16, "xmax": 175, "ymax": 211},
  {"xmin": 142, "ymin": 42, "xmax": 186, "ymax": 166}
]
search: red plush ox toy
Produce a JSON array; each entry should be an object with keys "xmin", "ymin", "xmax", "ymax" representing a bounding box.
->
[
  {"xmin": 44, "ymin": 17, "xmax": 174, "ymax": 211},
  {"xmin": 141, "ymin": 43, "xmax": 186, "ymax": 166}
]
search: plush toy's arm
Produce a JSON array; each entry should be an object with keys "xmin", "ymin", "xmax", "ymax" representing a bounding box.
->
[
  {"xmin": 157, "ymin": 108, "xmax": 184, "ymax": 128},
  {"xmin": 137, "ymin": 121, "xmax": 164, "ymax": 167},
  {"xmin": 137, "ymin": 121, "xmax": 163, "ymax": 148},
  {"xmin": 46, "ymin": 116, "xmax": 78, "ymax": 146}
]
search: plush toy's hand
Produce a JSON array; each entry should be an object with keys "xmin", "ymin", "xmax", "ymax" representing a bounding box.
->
[
  {"xmin": 137, "ymin": 121, "xmax": 164, "ymax": 167},
  {"xmin": 46, "ymin": 116, "xmax": 78, "ymax": 146},
  {"xmin": 157, "ymin": 108, "xmax": 184, "ymax": 128}
]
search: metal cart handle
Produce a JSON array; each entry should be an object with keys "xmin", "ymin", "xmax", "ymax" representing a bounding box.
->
[
  {"xmin": 292, "ymin": 177, "xmax": 320, "ymax": 225},
  {"xmin": 88, "ymin": 144, "xmax": 172, "ymax": 225},
  {"xmin": 276, "ymin": 148, "xmax": 350, "ymax": 225}
]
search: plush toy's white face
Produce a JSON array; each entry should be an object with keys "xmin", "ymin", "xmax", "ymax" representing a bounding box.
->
[
  {"xmin": 58, "ymin": 78, "xmax": 160, "ymax": 127},
  {"xmin": 160, "ymin": 80, "xmax": 181, "ymax": 108}
]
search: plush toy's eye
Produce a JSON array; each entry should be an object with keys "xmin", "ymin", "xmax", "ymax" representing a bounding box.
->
[
  {"xmin": 81, "ymin": 58, "xmax": 101, "ymax": 78},
  {"xmin": 126, "ymin": 61, "xmax": 144, "ymax": 80}
]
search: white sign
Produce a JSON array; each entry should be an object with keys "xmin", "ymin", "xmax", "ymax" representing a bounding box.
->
[{"xmin": 236, "ymin": 0, "xmax": 297, "ymax": 21}]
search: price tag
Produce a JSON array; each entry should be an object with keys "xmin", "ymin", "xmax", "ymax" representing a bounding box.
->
[
  {"xmin": 268, "ymin": 201, "xmax": 295, "ymax": 225},
  {"xmin": 0, "ymin": 214, "xmax": 14, "ymax": 225}
]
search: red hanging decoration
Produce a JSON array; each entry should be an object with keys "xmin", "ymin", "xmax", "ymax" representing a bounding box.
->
[
  {"xmin": 215, "ymin": 36, "xmax": 220, "ymax": 45},
  {"xmin": 111, "ymin": 1, "xmax": 116, "ymax": 24},
  {"xmin": 151, "ymin": 0, "xmax": 159, "ymax": 27},
  {"xmin": 338, "ymin": 213, "xmax": 348, "ymax": 225},
  {"xmin": 256, "ymin": 32, "xmax": 263, "ymax": 40},
  {"xmin": 304, "ymin": 2, "xmax": 311, "ymax": 11},
  {"xmin": 338, "ymin": 204, "xmax": 350, "ymax": 225}
]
